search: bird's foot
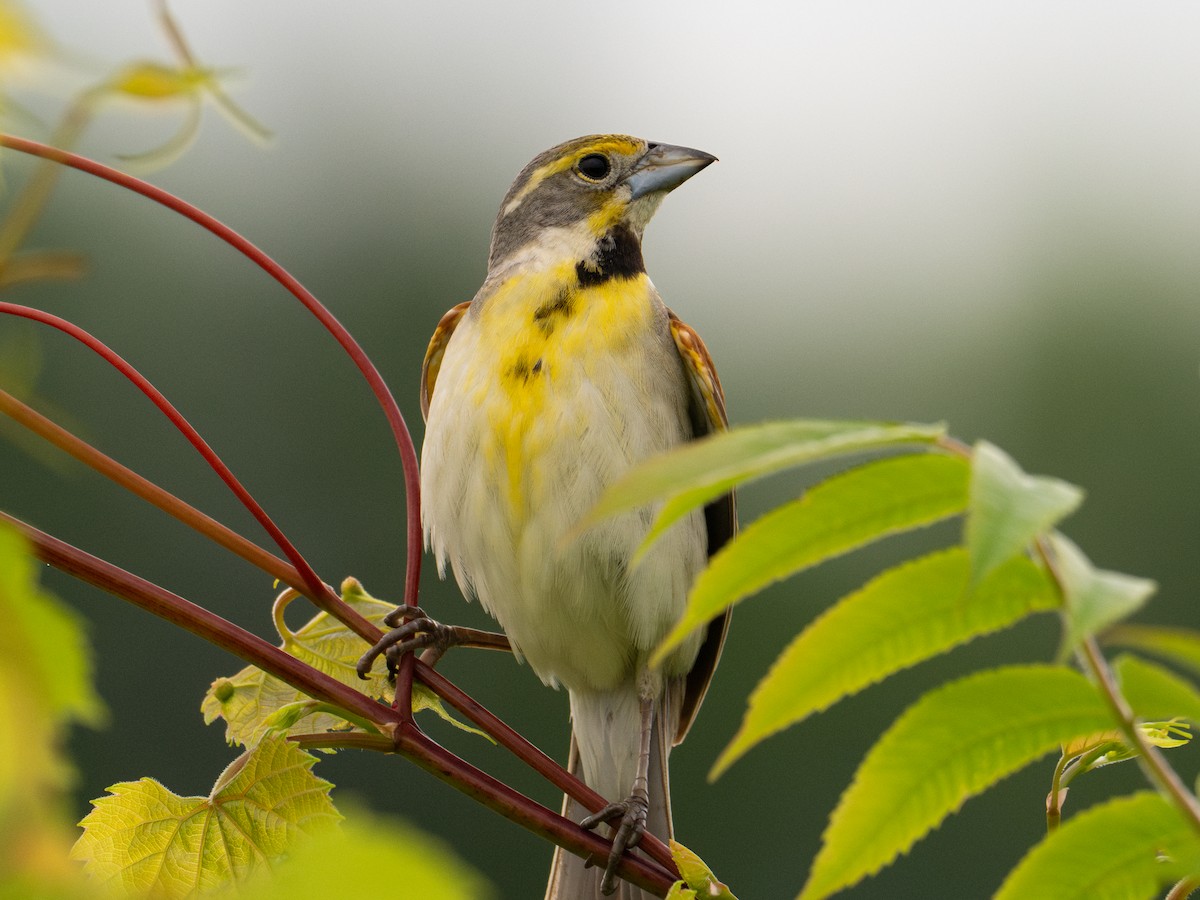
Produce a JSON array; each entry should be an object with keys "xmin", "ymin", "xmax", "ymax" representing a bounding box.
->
[
  {"xmin": 355, "ymin": 606, "xmax": 460, "ymax": 677},
  {"xmin": 580, "ymin": 787, "xmax": 650, "ymax": 895}
]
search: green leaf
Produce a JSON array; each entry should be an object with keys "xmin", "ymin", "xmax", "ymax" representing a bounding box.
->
[
  {"xmin": 994, "ymin": 792, "xmax": 1200, "ymax": 900},
  {"xmin": 671, "ymin": 840, "xmax": 738, "ymax": 900},
  {"xmin": 665, "ymin": 884, "xmax": 698, "ymax": 900},
  {"xmin": 0, "ymin": 523, "xmax": 101, "ymax": 895},
  {"xmin": 0, "ymin": 524, "xmax": 105, "ymax": 728},
  {"xmin": 1106, "ymin": 625, "xmax": 1200, "ymax": 677},
  {"xmin": 714, "ymin": 550, "xmax": 1058, "ymax": 778},
  {"xmin": 799, "ymin": 665, "xmax": 1111, "ymax": 900},
  {"xmin": 222, "ymin": 802, "xmax": 492, "ymax": 900},
  {"xmin": 966, "ymin": 441, "xmax": 1083, "ymax": 584},
  {"xmin": 202, "ymin": 579, "xmax": 485, "ymax": 746},
  {"xmin": 1115, "ymin": 654, "xmax": 1200, "ymax": 724},
  {"xmin": 71, "ymin": 734, "xmax": 341, "ymax": 897},
  {"xmin": 580, "ymin": 419, "xmax": 946, "ymax": 548},
  {"xmin": 1049, "ymin": 533, "xmax": 1156, "ymax": 661},
  {"xmin": 655, "ymin": 453, "xmax": 969, "ymax": 664}
]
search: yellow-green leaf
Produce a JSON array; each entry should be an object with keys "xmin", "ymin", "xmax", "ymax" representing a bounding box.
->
[
  {"xmin": 655, "ymin": 453, "xmax": 969, "ymax": 663},
  {"xmin": 994, "ymin": 792, "xmax": 1200, "ymax": 900},
  {"xmin": 222, "ymin": 802, "xmax": 492, "ymax": 900},
  {"xmin": 665, "ymin": 884, "xmax": 698, "ymax": 900},
  {"xmin": 671, "ymin": 840, "xmax": 738, "ymax": 899},
  {"xmin": 799, "ymin": 665, "xmax": 1111, "ymax": 900},
  {"xmin": 71, "ymin": 734, "xmax": 340, "ymax": 897},
  {"xmin": 202, "ymin": 580, "xmax": 486, "ymax": 746},
  {"xmin": 1106, "ymin": 625, "xmax": 1200, "ymax": 678},
  {"xmin": 106, "ymin": 62, "xmax": 213, "ymax": 99},
  {"xmin": 581, "ymin": 419, "xmax": 945, "ymax": 547},
  {"xmin": 714, "ymin": 550, "xmax": 1058, "ymax": 778},
  {"xmin": 202, "ymin": 581, "xmax": 396, "ymax": 745},
  {"xmin": 1115, "ymin": 654, "xmax": 1200, "ymax": 724},
  {"xmin": 0, "ymin": 523, "xmax": 104, "ymax": 728},
  {"xmin": 966, "ymin": 441, "xmax": 1083, "ymax": 584},
  {"xmin": 1049, "ymin": 533, "xmax": 1155, "ymax": 661}
]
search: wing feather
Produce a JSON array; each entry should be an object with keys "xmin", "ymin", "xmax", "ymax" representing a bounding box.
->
[
  {"xmin": 667, "ymin": 310, "xmax": 737, "ymax": 744},
  {"xmin": 420, "ymin": 301, "xmax": 472, "ymax": 421}
]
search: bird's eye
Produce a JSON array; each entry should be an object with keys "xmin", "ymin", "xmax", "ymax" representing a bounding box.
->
[{"xmin": 576, "ymin": 153, "xmax": 611, "ymax": 181}]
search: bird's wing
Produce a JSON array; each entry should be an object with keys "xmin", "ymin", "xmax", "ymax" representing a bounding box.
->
[
  {"xmin": 420, "ymin": 301, "xmax": 472, "ymax": 422},
  {"xmin": 667, "ymin": 310, "xmax": 737, "ymax": 744}
]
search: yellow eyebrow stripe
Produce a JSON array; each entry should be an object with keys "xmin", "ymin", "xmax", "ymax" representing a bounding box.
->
[{"xmin": 503, "ymin": 136, "xmax": 644, "ymax": 216}]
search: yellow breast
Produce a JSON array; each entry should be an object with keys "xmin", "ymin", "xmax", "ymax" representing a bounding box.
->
[{"xmin": 469, "ymin": 264, "xmax": 656, "ymax": 516}]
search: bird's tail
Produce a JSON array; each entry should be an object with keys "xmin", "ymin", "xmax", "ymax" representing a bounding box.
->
[{"xmin": 544, "ymin": 688, "xmax": 673, "ymax": 900}]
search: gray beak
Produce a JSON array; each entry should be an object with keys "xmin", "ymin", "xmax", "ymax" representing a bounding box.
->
[{"xmin": 625, "ymin": 142, "xmax": 717, "ymax": 200}]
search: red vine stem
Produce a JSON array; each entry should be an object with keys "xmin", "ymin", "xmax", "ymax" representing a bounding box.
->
[
  {"xmin": 0, "ymin": 387, "xmax": 309, "ymax": 596},
  {"xmin": 0, "ymin": 133, "xmax": 422, "ymax": 625},
  {"xmin": 3, "ymin": 511, "xmax": 676, "ymax": 895},
  {"xmin": 0, "ymin": 301, "xmax": 375, "ymax": 643}
]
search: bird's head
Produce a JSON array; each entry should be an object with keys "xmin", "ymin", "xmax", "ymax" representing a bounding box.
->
[{"xmin": 487, "ymin": 134, "xmax": 716, "ymax": 280}]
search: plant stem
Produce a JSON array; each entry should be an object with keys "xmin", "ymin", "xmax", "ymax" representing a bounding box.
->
[
  {"xmin": 417, "ymin": 662, "xmax": 675, "ymax": 871},
  {"xmin": 1077, "ymin": 636, "xmax": 1200, "ymax": 833},
  {"xmin": 0, "ymin": 301, "xmax": 375, "ymax": 641},
  {"xmin": 7, "ymin": 512, "xmax": 678, "ymax": 893},
  {"xmin": 1033, "ymin": 535, "xmax": 1200, "ymax": 835},
  {"xmin": 1167, "ymin": 877, "xmax": 1200, "ymax": 900},
  {"xmin": 5, "ymin": 511, "xmax": 397, "ymax": 730},
  {"xmin": 1046, "ymin": 752, "xmax": 1068, "ymax": 832},
  {"xmin": 0, "ymin": 133, "xmax": 423, "ymax": 620},
  {"xmin": 0, "ymin": 387, "xmax": 314, "ymax": 598}
]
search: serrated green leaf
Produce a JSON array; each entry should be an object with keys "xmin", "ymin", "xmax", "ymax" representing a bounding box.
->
[
  {"xmin": 799, "ymin": 665, "xmax": 1111, "ymax": 900},
  {"xmin": 655, "ymin": 453, "xmax": 968, "ymax": 663},
  {"xmin": 671, "ymin": 840, "xmax": 738, "ymax": 899},
  {"xmin": 222, "ymin": 802, "xmax": 491, "ymax": 900},
  {"xmin": 994, "ymin": 792, "xmax": 1200, "ymax": 900},
  {"xmin": 1106, "ymin": 625, "xmax": 1200, "ymax": 677},
  {"xmin": 1049, "ymin": 533, "xmax": 1156, "ymax": 661},
  {"xmin": 71, "ymin": 734, "xmax": 341, "ymax": 897},
  {"xmin": 714, "ymin": 550, "xmax": 1058, "ymax": 778},
  {"xmin": 580, "ymin": 419, "xmax": 945, "ymax": 548},
  {"xmin": 1115, "ymin": 654, "xmax": 1200, "ymax": 724},
  {"xmin": 966, "ymin": 441, "xmax": 1083, "ymax": 584}
]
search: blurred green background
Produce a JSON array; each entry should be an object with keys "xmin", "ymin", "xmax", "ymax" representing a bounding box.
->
[{"xmin": 3, "ymin": 1, "xmax": 1199, "ymax": 896}]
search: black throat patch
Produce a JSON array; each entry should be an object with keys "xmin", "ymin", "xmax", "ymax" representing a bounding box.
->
[{"xmin": 575, "ymin": 224, "xmax": 645, "ymax": 287}]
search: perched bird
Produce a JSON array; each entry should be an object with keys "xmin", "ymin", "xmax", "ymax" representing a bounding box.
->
[{"xmin": 419, "ymin": 134, "xmax": 734, "ymax": 898}]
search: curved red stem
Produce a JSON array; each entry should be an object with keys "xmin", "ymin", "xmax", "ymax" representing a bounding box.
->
[{"xmin": 0, "ymin": 133, "xmax": 422, "ymax": 620}]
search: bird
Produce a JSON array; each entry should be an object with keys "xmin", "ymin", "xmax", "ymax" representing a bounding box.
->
[{"xmin": 418, "ymin": 134, "xmax": 734, "ymax": 898}]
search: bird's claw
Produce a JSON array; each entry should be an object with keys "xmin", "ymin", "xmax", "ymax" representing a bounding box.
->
[
  {"xmin": 355, "ymin": 606, "xmax": 458, "ymax": 678},
  {"xmin": 580, "ymin": 789, "xmax": 650, "ymax": 895}
]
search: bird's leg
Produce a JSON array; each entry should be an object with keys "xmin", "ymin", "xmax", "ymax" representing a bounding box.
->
[
  {"xmin": 355, "ymin": 605, "xmax": 511, "ymax": 678},
  {"xmin": 580, "ymin": 695, "xmax": 656, "ymax": 895}
]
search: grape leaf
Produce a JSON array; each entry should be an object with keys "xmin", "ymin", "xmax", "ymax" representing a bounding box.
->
[
  {"xmin": 202, "ymin": 578, "xmax": 485, "ymax": 745},
  {"xmin": 71, "ymin": 734, "xmax": 340, "ymax": 897},
  {"xmin": 220, "ymin": 802, "xmax": 492, "ymax": 899}
]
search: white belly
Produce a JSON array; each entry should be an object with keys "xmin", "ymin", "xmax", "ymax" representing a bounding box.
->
[{"xmin": 420, "ymin": 296, "xmax": 706, "ymax": 693}]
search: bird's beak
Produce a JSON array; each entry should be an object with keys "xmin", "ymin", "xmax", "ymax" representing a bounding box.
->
[{"xmin": 625, "ymin": 143, "xmax": 717, "ymax": 200}]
